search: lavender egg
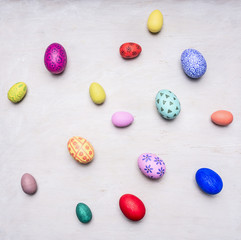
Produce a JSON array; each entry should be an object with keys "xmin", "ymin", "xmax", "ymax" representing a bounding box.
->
[{"xmin": 44, "ymin": 43, "xmax": 67, "ymax": 74}]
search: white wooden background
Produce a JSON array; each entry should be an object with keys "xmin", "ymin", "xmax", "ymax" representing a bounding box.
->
[{"xmin": 0, "ymin": 0, "xmax": 240, "ymax": 239}]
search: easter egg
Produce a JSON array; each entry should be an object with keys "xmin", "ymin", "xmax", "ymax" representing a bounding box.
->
[
  {"xmin": 119, "ymin": 194, "xmax": 146, "ymax": 221},
  {"xmin": 44, "ymin": 43, "xmax": 67, "ymax": 74},
  {"xmin": 112, "ymin": 111, "xmax": 134, "ymax": 127},
  {"xmin": 211, "ymin": 110, "xmax": 233, "ymax": 126},
  {"xmin": 89, "ymin": 82, "xmax": 106, "ymax": 104},
  {"xmin": 67, "ymin": 137, "xmax": 94, "ymax": 164},
  {"xmin": 8, "ymin": 82, "xmax": 27, "ymax": 103},
  {"xmin": 119, "ymin": 42, "xmax": 142, "ymax": 59},
  {"xmin": 138, "ymin": 153, "xmax": 166, "ymax": 179},
  {"xmin": 155, "ymin": 89, "xmax": 181, "ymax": 119},
  {"xmin": 21, "ymin": 173, "xmax": 37, "ymax": 195},
  {"xmin": 181, "ymin": 49, "xmax": 207, "ymax": 78},
  {"xmin": 147, "ymin": 10, "xmax": 163, "ymax": 33},
  {"xmin": 195, "ymin": 168, "xmax": 223, "ymax": 195},
  {"xmin": 76, "ymin": 203, "xmax": 92, "ymax": 223}
]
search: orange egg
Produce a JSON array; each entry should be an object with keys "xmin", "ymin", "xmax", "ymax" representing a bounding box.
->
[
  {"xmin": 211, "ymin": 110, "xmax": 233, "ymax": 126},
  {"xmin": 67, "ymin": 136, "xmax": 94, "ymax": 164}
]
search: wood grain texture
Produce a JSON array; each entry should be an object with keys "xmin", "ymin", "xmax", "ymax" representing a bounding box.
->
[{"xmin": 0, "ymin": 0, "xmax": 240, "ymax": 239}]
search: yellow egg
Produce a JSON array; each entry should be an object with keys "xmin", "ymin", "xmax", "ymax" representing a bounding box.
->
[
  {"xmin": 8, "ymin": 82, "xmax": 27, "ymax": 103},
  {"xmin": 147, "ymin": 10, "xmax": 163, "ymax": 33},
  {"xmin": 67, "ymin": 136, "xmax": 94, "ymax": 164},
  {"xmin": 89, "ymin": 82, "xmax": 106, "ymax": 104}
]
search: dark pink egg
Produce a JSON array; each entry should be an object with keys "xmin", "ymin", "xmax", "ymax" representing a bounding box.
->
[{"xmin": 44, "ymin": 43, "xmax": 67, "ymax": 74}]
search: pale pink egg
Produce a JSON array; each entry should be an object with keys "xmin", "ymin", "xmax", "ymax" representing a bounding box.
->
[{"xmin": 111, "ymin": 111, "xmax": 134, "ymax": 128}]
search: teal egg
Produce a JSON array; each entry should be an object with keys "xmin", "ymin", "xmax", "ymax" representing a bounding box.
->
[
  {"xmin": 155, "ymin": 89, "xmax": 181, "ymax": 119},
  {"xmin": 76, "ymin": 203, "xmax": 92, "ymax": 223}
]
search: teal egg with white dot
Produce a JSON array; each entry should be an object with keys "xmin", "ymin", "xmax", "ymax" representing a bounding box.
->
[{"xmin": 155, "ymin": 89, "xmax": 181, "ymax": 119}]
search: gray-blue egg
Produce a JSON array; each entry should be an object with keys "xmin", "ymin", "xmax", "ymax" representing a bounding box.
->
[
  {"xmin": 181, "ymin": 49, "xmax": 207, "ymax": 78},
  {"xmin": 155, "ymin": 89, "xmax": 181, "ymax": 119}
]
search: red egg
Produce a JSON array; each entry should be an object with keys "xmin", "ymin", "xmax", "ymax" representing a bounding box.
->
[
  {"xmin": 119, "ymin": 194, "xmax": 146, "ymax": 221},
  {"xmin": 119, "ymin": 42, "xmax": 142, "ymax": 59},
  {"xmin": 211, "ymin": 110, "xmax": 233, "ymax": 126}
]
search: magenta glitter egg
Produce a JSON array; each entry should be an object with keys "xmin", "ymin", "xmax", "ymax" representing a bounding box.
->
[
  {"xmin": 44, "ymin": 43, "xmax": 67, "ymax": 74},
  {"xmin": 138, "ymin": 153, "xmax": 166, "ymax": 179}
]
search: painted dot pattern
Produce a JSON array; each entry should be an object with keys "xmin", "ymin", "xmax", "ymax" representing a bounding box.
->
[
  {"xmin": 119, "ymin": 42, "xmax": 142, "ymax": 59},
  {"xmin": 8, "ymin": 7, "xmax": 230, "ymax": 225},
  {"xmin": 67, "ymin": 136, "xmax": 94, "ymax": 164},
  {"xmin": 44, "ymin": 43, "xmax": 67, "ymax": 74}
]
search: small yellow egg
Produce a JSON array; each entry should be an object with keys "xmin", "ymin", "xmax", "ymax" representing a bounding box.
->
[
  {"xmin": 8, "ymin": 82, "xmax": 27, "ymax": 103},
  {"xmin": 147, "ymin": 10, "xmax": 163, "ymax": 33},
  {"xmin": 89, "ymin": 82, "xmax": 106, "ymax": 105}
]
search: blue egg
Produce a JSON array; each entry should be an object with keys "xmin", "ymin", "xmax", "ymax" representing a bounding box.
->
[
  {"xmin": 195, "ymin": 168, "xmax": 223, "ymax": 195},
  {"xmin": 181, "ymin": 49, "xmax": 207, "ymax": 78}
]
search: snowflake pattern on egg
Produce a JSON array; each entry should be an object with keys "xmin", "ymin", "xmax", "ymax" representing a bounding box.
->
[
  {"xmin": 138, "ymin": 153, "xmax": 166, "ymax": 179},
  {"xmin": 181, "ymin": 49, "xmax": 207, "ymax": 79}
]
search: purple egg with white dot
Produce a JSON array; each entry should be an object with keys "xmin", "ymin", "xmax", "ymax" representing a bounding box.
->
[
  {"xmin": 138, "ymin": 153, "xmax": 166, "ymax": 179},
  {"xmin": 44, "ymin": 43, "xmax": 67, "ymax": 74},
  {"xmin": 181, "ymin": 48, "xmax": 207, "ymax": 79}
]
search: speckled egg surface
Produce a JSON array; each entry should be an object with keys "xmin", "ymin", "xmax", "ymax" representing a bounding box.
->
[
  {"xmin": 138, "ymin": 153, "xmax": 166, "ymax": 179},
  {"xmin": 181, "ymin": 48, "xmax": 207, "ymax": 78},
  {"xmin": 67, "ymin": 136, "xmax": 94, "ymax": 164},
  {"xmin": 155, "ymin": 89, "xmax": 181, "ymax": 119},
  {"xmin": 44, "ymin": 43, "xmax": 67, "ymax": 74}
]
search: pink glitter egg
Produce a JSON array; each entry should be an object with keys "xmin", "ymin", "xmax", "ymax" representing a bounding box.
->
[
  {"xmin": 44, "ymin": 43, "xmax": 67, "ymax": 74},
  {"xmin": 138, "ymin": 153, "xmax": 166, "ymax": 179}
]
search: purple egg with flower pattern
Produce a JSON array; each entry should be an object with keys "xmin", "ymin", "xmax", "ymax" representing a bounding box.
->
[
  {"xmin": 44, "ymin": 43, "xmax": 67, "ymax": 74},
  {"xmin": 138, "ymin": 153, "xmax": 166, "ymax": 179}
]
